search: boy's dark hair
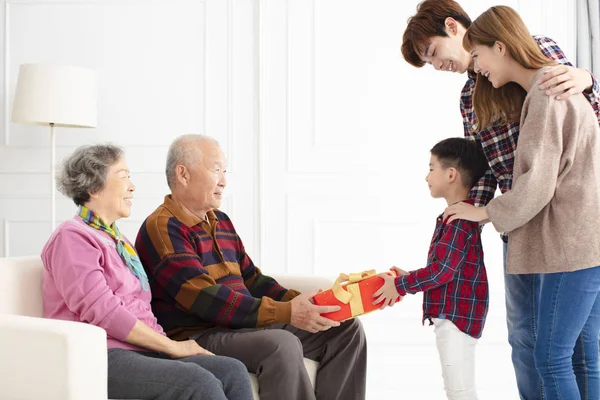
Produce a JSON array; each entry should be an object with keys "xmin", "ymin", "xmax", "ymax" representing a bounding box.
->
[
  {"xmin": 430, "ymin": 137, "xmax": 488, "ymax": 190},
  {"xmin": 401, "ymin": 0, "xmax": 472, "ymax": 68}
]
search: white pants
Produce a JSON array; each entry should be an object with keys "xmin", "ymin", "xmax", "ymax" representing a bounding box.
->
[{"xmin": 432, "ymin": 318, "xmax": 479, "ymax": 400}]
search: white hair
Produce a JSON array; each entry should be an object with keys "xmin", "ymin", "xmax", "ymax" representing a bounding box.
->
[
  {"xmin": 57, "ymin": 144, "xmax": 124, "ymax": 206},
  {"xmin": 165, "ymin": 134, "xmax": 220, "ymax": 190}
]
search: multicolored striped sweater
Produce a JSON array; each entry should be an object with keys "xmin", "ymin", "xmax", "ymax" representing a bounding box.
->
[{"xmin": 135, "ymin": 195, "xmax": 300, "ymax": 340}]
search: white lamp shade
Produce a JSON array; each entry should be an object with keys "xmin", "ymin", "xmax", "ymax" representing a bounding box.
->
[{"xmin": 11, "ymin": 63, "xmax": 97, "ymax": 128}]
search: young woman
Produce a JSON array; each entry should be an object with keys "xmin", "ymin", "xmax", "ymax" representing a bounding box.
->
[{"xmin": 446, "ymin": 6, "xmax": 600, "ymax": 399}]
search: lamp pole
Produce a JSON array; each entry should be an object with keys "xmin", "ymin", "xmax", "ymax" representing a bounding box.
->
[
  {"xmin": 11, "ymin": 64, "xmax": 98, "ymax": 233},
  {"xmin": 50, "ymin": 122, "xmax": 55, "ymax": 232}
]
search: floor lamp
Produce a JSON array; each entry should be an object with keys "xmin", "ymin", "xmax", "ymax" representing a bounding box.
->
[{"xmin": 11, "ymin": 64, "xmax": 98, "ymax": 231}]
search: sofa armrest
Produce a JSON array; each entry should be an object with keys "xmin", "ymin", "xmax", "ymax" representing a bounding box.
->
[
  {"xmin": 0, "ymin": 314, "xmax": 108, "ymax": 400},
  {"xmin": 271, "ymin": 274, "xmax": 336, "ymax": 294}
]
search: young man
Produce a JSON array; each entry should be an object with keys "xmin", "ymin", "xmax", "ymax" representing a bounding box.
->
[
  {"xmin": 401, "ymin": 1, "xmax": 600, "ymax": 399},
  {"xmin": 374, "ymin": 137, "xmax": 490, "ymax": 400}
]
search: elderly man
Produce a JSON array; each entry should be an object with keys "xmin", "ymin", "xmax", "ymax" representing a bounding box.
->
[{"xmin": 136, "ymin": 134, "xmax": 366, "ymax": 400}]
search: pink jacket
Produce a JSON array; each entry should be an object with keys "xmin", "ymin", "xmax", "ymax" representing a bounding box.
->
[{"xmin": 42, "ymin": 216, "xmax": 165, "ymax": 351}]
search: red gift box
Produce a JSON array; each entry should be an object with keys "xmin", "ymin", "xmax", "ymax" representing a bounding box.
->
[{"xmin": 312, "ymin": 270, "xmax": 399, "ymax": 322}]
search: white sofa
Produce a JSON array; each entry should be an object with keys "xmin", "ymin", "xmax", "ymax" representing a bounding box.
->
[{"xmin": 0, "ymin": 255, "xmax": 328, "ymax": 400}]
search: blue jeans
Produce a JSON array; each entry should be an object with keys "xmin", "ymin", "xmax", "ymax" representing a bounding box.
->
[
  {"xmin": 504, "ymin": 242, "xmax": 543, "ymax": 399},
  {"xmin": 534, "ymin": 266, "xmax": 600, "ymax": 400}
]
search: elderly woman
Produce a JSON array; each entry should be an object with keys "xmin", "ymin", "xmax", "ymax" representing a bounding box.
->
[{"xmin": 41, "ymin": 144, "xmax": 253, "ymax": 400}]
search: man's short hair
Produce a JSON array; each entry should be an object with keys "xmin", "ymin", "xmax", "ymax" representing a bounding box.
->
[
  {"xmin": 430, "ymin": 137, "xmax": 488, "ymax": 190},
  {"xmin": 401, "ymin": 0, "xmax": 472, "ymax": 68},
  {"xmin": 165, "ymin": 134, "xmax": 219, "ymax": 190}
]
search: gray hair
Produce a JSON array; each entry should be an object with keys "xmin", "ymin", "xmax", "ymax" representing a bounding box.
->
[
  {"xmin": 57, "ymin": 144, "xmax": 124, "ymax": 206},
  {"xmin": 165, "ymin": 134, "xmax": 219, "ymax": 190}
]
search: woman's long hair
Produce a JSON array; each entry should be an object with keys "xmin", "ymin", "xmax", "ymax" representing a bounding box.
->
[{"xmin": 463, "ymin": 6, "xmax": 555, "ymax": 130}]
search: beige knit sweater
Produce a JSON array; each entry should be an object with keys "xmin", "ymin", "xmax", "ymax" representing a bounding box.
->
[{"xmin": 486, "ymin": 67, "xmax": 600, "ymax": 274}]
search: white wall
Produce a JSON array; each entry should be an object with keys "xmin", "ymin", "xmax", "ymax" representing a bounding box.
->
[
  {"xmin": 0, "ymin": 0, "xmax": 260, "ymax": 257},
  {"xmin": 0, "ymin": 0, "xmax": 577, "ymax": 398},
  {"xmin": 258, "ymin": 0, "xmax": 576, "ymax": 398}
]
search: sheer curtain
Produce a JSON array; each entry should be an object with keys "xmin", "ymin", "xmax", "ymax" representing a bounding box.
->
[{"xmin": 577, "ymin": 0, "xmax": 600, "ymax": 76}]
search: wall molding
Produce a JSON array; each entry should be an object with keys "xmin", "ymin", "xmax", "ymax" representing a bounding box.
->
[
  {"xmin": 285, "ymin": 0, "xmax": 317, "ymax": 174},
  {"xmin": 2, "ymin": 219, "xmax": 7, "ymax": 256},
  {"xmin": 3, "ymin": 0, "xmax": 211, "ymax": 149},
  {"xmin": 256, "ymin": 0, "xmax": 265, "ymax": 267},
  {"xmin": 5, "ymin": 0, "xmax": 207, "ymax": 5}
]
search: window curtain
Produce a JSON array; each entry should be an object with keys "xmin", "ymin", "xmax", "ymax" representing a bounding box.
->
[{"xmin": 577, "ymin": 0, "xmax": 600, "ymax": 76}]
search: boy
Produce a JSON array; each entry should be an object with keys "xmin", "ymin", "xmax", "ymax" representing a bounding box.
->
[
  {"xmin": 401, "ymin": 2, "xmax": 600, "ymax": 398},
  {"xmin": 373, "ymin": 137, "xmax": 489, "ymax": 399}
]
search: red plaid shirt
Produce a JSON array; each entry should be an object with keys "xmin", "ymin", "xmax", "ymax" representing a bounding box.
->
[
  {"xmin": 463, "ymin": 36, "xmax": 600, "ymax": 243},
  {"xmin": 395, "ymin": 201, "xmax": 488, "ymax": 338}
]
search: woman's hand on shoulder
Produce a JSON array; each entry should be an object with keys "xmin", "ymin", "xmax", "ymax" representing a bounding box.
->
[{"xmin": 445, "ymin": 202, "xmax": 489, "ymax": 224}]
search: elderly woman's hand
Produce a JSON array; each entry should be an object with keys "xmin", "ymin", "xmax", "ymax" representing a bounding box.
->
[
  {"xmin": 125, "ymin": 320, "xmax": 214, "ymax": 357},
  {"xmin": 167, "ymin": 339, "xmax": 214, "ymax": 358}
]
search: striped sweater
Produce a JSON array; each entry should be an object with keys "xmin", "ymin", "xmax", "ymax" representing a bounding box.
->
[{"xmin": 135, "ymin": 195, "xmax": 300, "ymax": 339}]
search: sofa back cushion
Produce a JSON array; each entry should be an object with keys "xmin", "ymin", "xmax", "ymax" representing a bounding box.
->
[{"xmin": 0, "ymin": 256, "xmax": 44, "ymax": 316}]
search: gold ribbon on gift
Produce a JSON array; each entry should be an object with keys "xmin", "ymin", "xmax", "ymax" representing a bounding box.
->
[{"xmin": 331, "ymin": 270, "xmax": 376, "ymax": 317}]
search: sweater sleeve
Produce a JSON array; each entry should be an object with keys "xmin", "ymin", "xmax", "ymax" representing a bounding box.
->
[
  {"xmin": 155, "ymin": 253, "xmax": 292, "ymax": 328},
  {"xmin": 44, "ymin": 229, "xmax": 138, "ymax": 341},
  {"xmin": 138, "ymin": 219, "xmax": 292, "ymax": 328},
  {"xmin": 537, "ymin": 36, "xmax": 600, "ymax": 127},
  {"xmin": 236, "ymin": 225, "xmax": 300, "ymax": 301},
  {"xmin": 486, "ymin": 92, "xmax": 564, "ymax": 233},
  {"xmin": 461, "ymin": 80, "xmax": 498, "ymax": 208}
]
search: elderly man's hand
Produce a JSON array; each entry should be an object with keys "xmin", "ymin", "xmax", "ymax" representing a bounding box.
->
[{"xmin": 290, "ymin": 291, "xmax": 341, "ymax": 333}]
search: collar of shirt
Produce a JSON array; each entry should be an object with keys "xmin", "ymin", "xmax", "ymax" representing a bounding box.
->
[
  {"xmin": 467, "ymin": 69, "xmax": 477, "ymax": 81},
  {"xmin": 161, "ymin": 195, "xmax": 219, "ymax": 228},
  {"xmin": 437, "ymin": 198, "xmax": 476, "ymax": 225}
]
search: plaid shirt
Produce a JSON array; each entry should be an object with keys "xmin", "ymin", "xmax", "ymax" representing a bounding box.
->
[
  {"xmin": 395, "ymin": 201, "xmax": 488, "ymax": 338},
  {"xmin": 463, "ymin": 36, "xmax": 600, "ymax": 243}
]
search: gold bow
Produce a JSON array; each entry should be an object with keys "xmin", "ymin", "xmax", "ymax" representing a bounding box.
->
[{"xmin": 331, "ymin": 270, "xmax": 376, "ymax": 317}]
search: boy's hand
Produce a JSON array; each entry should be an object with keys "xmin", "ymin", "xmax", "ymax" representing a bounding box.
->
[
  {"xmin": 390, "ymin": 266, "xmax": 409, "ymax": 277},
  {"xmin": 372, "ymin": 272, "xmax": 403, "ymax": 310}
]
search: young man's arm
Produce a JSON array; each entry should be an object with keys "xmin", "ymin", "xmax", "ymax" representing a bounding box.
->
[
  {"xmin": 461, "ymin": 84, "xmax": 498, "ymax": 207},
  {"xmin": 394, "ymin": 220, "xmax": 471, "ymax": 296},
  {"xmin": 467, "ymin": 169, "xmax": 497, "ymax": 207},
  {"xmin": 535, "ymin": 36, "xmax": 600, "ymax": 126}
]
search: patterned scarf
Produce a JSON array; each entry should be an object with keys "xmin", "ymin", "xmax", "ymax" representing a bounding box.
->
[{"xmin": 77, "ymin": 205, "xmax": 150, "ymax": 291}]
